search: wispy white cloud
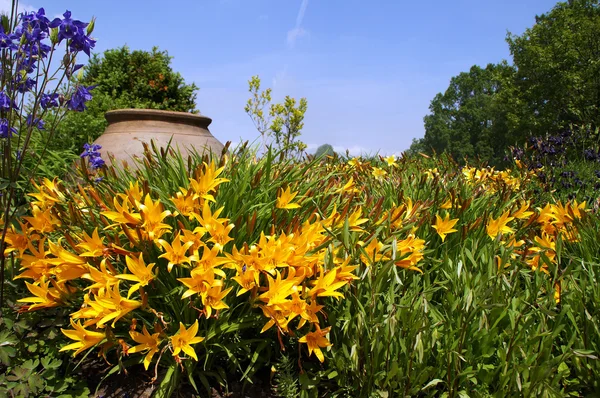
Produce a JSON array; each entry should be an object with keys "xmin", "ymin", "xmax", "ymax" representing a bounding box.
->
[
  {"xmin": 287, "ymin": 0, "xmax": 309, "ymax": 48},
  {"xmin": 272, "ymin": 64, "xmax": 288, "ymax": 89},
  {"xmin": 287, "ymin": 27, "xmax": 308, "ymax": 48}
]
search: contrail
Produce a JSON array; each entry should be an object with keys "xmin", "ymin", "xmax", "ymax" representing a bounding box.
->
[
  {"xmin": 295, "ymin": 0, "xmax": 309, "ymax": 30},
  {"xmin": 287, "ymin": 0, "xmax": 308, "ymax": 48}
]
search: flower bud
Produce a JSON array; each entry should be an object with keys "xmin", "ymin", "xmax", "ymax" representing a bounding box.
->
[
  {"xmin": 1, "ymin": 15, "xmax": 10, "ymax": 34},
  {"xmin": 50, "ymin": 27, "xmax": 59, "ymax": 45},
  {"xmin": 62, "ymin": 53, "xmax": 71, "ymax": 69},
  {"xmin": 86, "ymin": 17, "xmax": 96, "ymax": 36}
]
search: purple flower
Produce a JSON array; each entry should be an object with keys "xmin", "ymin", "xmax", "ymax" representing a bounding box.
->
[
  {"xmin": 89, "ymin": 155, "xmax": 105, "ymax": 169},
  {"xmin": 49, "ymin": 11, "xmax": 88, "ymax": 42},
  {"xmin": 0, "ymin": 119, "xmax": 17, "ymax": 138},
  {"xmin": 67, "ymin": 85, "xmax": 95, "ymax": 111},
  {"xmin": 80, "ymin": 143, "xmax": 102, "ymax": 157},
  {"xmin": 26, "ymin": 114, "xmax": 45, "ymax": 130},
  {"xmin": 81, "ymin": 143, "xmax": 105, "ymax": 170},
  {"xmin": 66, "ymin": 64, "xmax": 84, "ymax": 79},
  {"xmin": 14, "ymin": 76, "xmax": 36, "ymax": 93},
  {"xmin": 20, "ymin": 8, "xmax": 52, "ymax": 33},
  {"xmin": 19, "ymin": 25, "xmax": 46, "ymax": 43},
  {"xmin": 40, "ymin": 93, "xmax": 60, "ymax": 109},
  {"xmin": 0, "ymin": 25, "xmax": 17, "ymax": 50},
  {"xmin": 26, "ymin": 41, "xmax": 52, "ymax": 58},
  {"xmin": 0, "ymin": 91, "xmax": 17, "ymax": 111},
  {"xmin": 69, "ymin": 34, "xmax": 96, "ymax": 57}
]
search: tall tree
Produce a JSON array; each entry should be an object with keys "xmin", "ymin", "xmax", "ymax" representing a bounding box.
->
[
  {"xmin": 415, "ymin": 63, "xmax": 515, "ymax": 166},
  {"xmin": 507, "ymin": 0, "xmax": 600, "ymax": 136}
]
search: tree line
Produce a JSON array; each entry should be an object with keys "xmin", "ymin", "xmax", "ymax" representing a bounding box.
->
[{"xmin": 409, "ymin": 0, "xmax": 600, "ymax": 167}]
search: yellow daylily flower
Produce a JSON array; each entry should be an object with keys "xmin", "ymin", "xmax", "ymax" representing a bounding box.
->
[
  {"xmin": 170, "ymin": 321, "xmax": 205, "ymax": 361},
  {"xmin": 17, "ymin": 278, "xmax": 69, "ymax": 311},
  {"xmin": 137, "ymin": 194, "xmax": 172, "ymax": 241},
  {"xmin": 486, "ymin": 210, "xmax": 514, "ymax": 240},
  {"xmin": 188, "ymin": 160, "xmax": 229, "ymax": 202},
  {"xmin": 24, "ymin": 205, "xmax": 60, "ymax": 233},
  {"xmin": 298, "ymin": 324, "xmax": 332, "ymax": 363},
  {"xmin": 157, "ymin": 233, "xmax": 195, "ymax": 272},
  {"xmin": 178, "ymin": 265, "xmax": 223, "ymax": 300},
  {"xmin": 60, "ymin": 319, "xmax": 106, "ymax": 356},
  {"xmin": 359, "ymin": 238, "xmax": 385, "ymax": 265},
  {"xmin": 232, "ymin": 264, "xmax": 260, "ymax": 296},
  {"xmin": 309, "ymin": 267, "xmax": 346, "ymax": 300},
  {"xmin": 2, "ymin": 220, "xmax": 31, "ymax": 257},
  {"xmin": 383, "ymin": 155, "xmax": 396, "ymax": 167},
  {"xmin": 201, "ymin": 285, "xmax": 232, "ymax": 318},
  {"xmin": 170, "ymin": 188, "xmax": 200, "ymax": 219},
  {"xmin": 512, "ymin": 200, "xmax": 534, "ymax": 220},
  {"xmin": 259, "ymin": 269, "xmax": 299, "ymax": 306},
  {"xmin": 94, "ymin": 283, "xmax": 142, "ymax": 328},
  {"xmin": 101, "ymin": 195, "xmax": 142, "ymax": 225},
  {"xmin": 372, "ymin": 167, "xmax": 388, "ymax": 180},
  {"xmin": 334, "ymin": 177, "xmax": 359, "ymax": 195},
  {"xmin": 432, "ymin": 213, "xmax": 459, "ymax": 242},
  {"xmin": 128, "ymin": 325, "xmax": 162, "ymax": 370},
  {"xmin": 76, "ymin": 228, "xmax": 106, "ymax": 257},
  {"xmin": 83, "ymin": 259, "xmax": 119, "ymax": 295},
  {"xmin": 116, "ymin": 253, "xmax": 156, "ymax": 298},
  {"xmin": 276, "ymin": 187, "xmax": 301, "ymax": 209}
]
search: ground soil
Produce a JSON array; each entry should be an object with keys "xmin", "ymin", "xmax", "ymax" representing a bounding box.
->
[{"xmin": 83, "ymin": 358, "xmax": 276, "ymax": 398}]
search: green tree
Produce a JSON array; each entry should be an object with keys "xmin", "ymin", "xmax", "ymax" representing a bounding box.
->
[
  {"xmin": 413, "ymin": 63, "xmax": 515, "ymax": 166},
  {"xmin": 245, "ymin": 76, "xmax": 308, "ymax": 159},
  {"xmin": 314, "ymin": 143, "xmax": 335, "ymax": 158},
  {"xmin": 270, "ymin": 96, "xmax": 308, "ymax": 159},
  {"xmin": 51, "ymin": 46, "xmax": 198, "ymax": 152},
  {"xmin": 244, "ymin": 75, "xmax": 273, "ymax": 153},
  {"xmin": 507, "ymin": 0, "xmax": 600, "ymax": 137}
]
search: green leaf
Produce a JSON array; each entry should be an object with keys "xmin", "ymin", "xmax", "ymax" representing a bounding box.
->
[
  {"xmin": 155, "ymin": 365, "xmax": 177, "ymax": 398},
  {"xmin": 421, "ymin": 378, "xmax": 444, "ymax": 391}
]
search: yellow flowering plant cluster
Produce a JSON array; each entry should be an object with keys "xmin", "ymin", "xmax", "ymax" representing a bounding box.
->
[
  {"xmin": 459, "ymin": 165, "xmax": 588, "ymax": 303},
  {"xmin": 5, "ymin": 159, "xmax": 363, "ymax": 387}
]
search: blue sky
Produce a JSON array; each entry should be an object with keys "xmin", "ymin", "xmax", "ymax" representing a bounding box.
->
[{"xmin": 3, "ymin": 0, "xmax": 559, "ymax": 155}]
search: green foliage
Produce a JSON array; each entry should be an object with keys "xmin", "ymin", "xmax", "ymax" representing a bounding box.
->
[
  {"xmin": 0, "ymin": 304, "xmax": 90, "ymax": 397},
  {"xmin": 270, "ymin": 96, "xmax": 308, "ymax": 159},
  {"xmin": 52, "ymin": 45, "xmax": 199, "ymax": 153},
  {"xmin": 245, "ymin": 75, "xmax": 308, "ymax": 159},
  {"xmin": 506, "ymin": 0, "xmax": 600, "ymax": 137},
  {"xmin": 415, "ymin": 63, "xmax": 515, "ymax": 166},
  {"xmin": 413, "ymin": 0, "xmax": 600, "ymax": 167},
  {"xmin": 245, "ymin": 75, "xmax": 273, "ymax": 152},
  {"xmin": 272, "ymin": 354, "xmax": 300, "ymax": 398},
  {"xmin": 320, "ymin": 155, "xmax": 600, "ymax": 397}
]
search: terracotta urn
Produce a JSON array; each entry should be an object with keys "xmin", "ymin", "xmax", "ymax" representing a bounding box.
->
[{"xmin": 93, "ymin": 109, "xmax": 224, "ymax": 166}]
